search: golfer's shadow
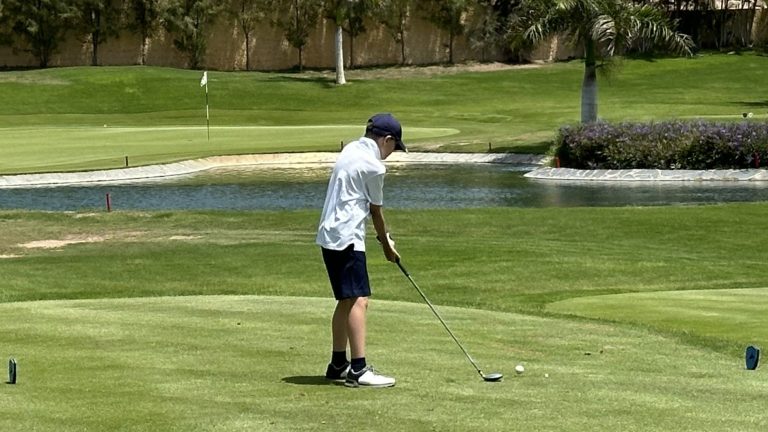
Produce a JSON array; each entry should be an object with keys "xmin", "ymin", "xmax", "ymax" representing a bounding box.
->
[{"xmin": 282, "ymin": 376, "xmax": 343, "ymax": 386}]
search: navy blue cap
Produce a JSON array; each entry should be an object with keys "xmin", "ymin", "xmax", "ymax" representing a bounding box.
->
[{"xmin": 366, "ymin": 113, "xmax": 407, "ymax": 152}]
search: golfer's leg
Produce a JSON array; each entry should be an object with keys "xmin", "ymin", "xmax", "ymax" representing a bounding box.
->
[
  {"xmin": 332, "ymin": 299, "xmax": 352, "ymax": 352},
  {"xmin": 347, "ymin": 296, "xmax": 368, "ymax": 360}
]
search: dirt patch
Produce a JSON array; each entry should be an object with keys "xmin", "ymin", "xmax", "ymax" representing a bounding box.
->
[
  {"xmin": 0, "ymin": 254, "xmax": 21, "ymax": 259},
  {"xmin": 0, "ymin": 74, "xmax": 70, "ymax": 85},
  {"xmin": 73, "ymin": 213, "xmax": 101, "ymax": 218},
  {"xmin": 168, "ymin": 235, "xmax": 203, "ymax": 240},
  {"xmin": 19, "ymin": 235, "xmax": 109, "ymax": 249}
]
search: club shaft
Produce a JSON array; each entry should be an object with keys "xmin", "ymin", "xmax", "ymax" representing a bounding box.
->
[{"xmin": 396, "ymin": 261, "xmax": 484, "ymax": 378}]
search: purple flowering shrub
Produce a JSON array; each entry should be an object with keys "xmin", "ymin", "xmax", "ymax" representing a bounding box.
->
[{"xmin": 555, "ymin": 120, "xmax": 768, "ymax": 169}]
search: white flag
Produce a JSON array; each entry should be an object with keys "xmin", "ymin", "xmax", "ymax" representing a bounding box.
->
[{"xmin": 200, "ymin": 71, "xmax": 208, "ymax": 87}]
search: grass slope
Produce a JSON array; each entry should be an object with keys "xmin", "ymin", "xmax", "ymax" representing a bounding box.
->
[
  {"xmin": 548, "ymin": 288, "xmax": 768, "ymax": 348},
  {"xmin": 0, "ymin": 205, "xmax": 766, "ymax": 347},
  {"xmin": 0, "ymin": 295, "xmax": 765, "ymax": 432},
  {"xmin": 2, "ymin": 53, "xmax": 768, "ymax": 172}
]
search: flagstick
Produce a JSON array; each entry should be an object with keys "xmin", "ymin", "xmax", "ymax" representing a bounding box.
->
[
  {"xmin": 200, "ymin": 71, "xmax": 210, "ymax": 143},
  {"xmin": 205, "ymin": 82, "xmax": 210, "ymax": 142}
]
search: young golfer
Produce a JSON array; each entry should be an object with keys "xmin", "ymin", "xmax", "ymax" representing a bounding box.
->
[{"xmin": 316, "ymin": 113, "xmax": 407, "ymax": 388}]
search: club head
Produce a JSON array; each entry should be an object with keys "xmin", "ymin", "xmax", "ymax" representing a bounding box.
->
[{"xmin": 482, "ymin": 372, "xmax": 503, "ymax": 382}]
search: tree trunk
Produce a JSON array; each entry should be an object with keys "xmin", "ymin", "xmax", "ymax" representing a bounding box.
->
[
  {"xmin": 548, "ymin": 34, "xmax": 559, "ymax": 62},
  {"xmin": 40, "ymin": 51, "xmax": 49, "ymax": 68},
  {"xmin": 92, "ymin": 32, "xmax": 100, "ymax": 66},
  {"xmin": 140, "ymin": 30, "xmax": 148, "ymax": 65},
  {"xmin": 748, "ymin": 0, "xmax": 758, "ymax": 45},
  {"xmin": 335, "ymin": 25, "xmax": 346, "ymax": 84},
  {"xmin": 400, "ymin": 30, "xmax": 406, "ymax": 65},
  {"xmin": 720, "ymin": 0, "xmax": 728, "ymax": 48},
  {"xmin": 241, "ymin": 0, "xmax": 251, "ymax": 71},
  {"xmin": 581, "ymin": 39, "xmax": 598, "ymax": 123},
  {"xmin": 298, "ymin": 47, "xmax": 303, "ymax": 72},
  {"xmin": 91, "ymin": 9, "xmax": 100, "ymax": 66},
  {"xmin": 245, "ymin": 33, "xmax": 251, "ymax": 71}
]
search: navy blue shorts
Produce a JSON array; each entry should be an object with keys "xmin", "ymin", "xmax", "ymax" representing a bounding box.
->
[{"xmin": 321, "ymin": 245, "xmax": 371, "ymax": 300}]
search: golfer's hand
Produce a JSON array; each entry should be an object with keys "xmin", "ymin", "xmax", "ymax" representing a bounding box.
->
[
  {"xmin": 383, "ymin": 243, "xmax": 400, "ymax": 263},
  {"xmin": 379, "ymin": 233, "xmax": 400, "ymax": 263}
]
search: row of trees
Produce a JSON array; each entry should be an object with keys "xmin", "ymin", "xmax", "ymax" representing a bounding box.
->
[
  {"xmin": 656, "ymin": 0, "xmax": 764, "ymax": 49},
  {"xmin": 0, "ymin": 0, "xmax": 734, "ymax": 71},
  {"xmin": 0, "ymin": 0, "xmax": 697, "ymax": 123},
  {"xmin": 0, "ymin": 0, "xmax": 239, "ymax": 69}
]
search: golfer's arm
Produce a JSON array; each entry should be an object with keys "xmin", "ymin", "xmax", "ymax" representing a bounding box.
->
[{"xmin": 369, "ymin": 204, "xmax": 389, "ymax": 244}]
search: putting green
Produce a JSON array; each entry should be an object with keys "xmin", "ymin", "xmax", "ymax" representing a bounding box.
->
[
  {"xmin": 0, "ymin": 295, "xmax": 765, "ymax": 431},
  {"xmin": 0, "ymin": 125, "xmax": 459, "ymax": 174},
  {"xmin": 547, "ymin": 287, "xmax": 768, "ymax": 347}
]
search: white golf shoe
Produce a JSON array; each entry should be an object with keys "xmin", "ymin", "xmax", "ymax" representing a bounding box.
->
[{"xmin": 344, "ymin": 365, "xmax": 395, "ymax": 388}]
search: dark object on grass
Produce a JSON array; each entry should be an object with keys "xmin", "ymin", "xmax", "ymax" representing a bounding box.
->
[
  {"xmin": 8, "ymin": 358, "xmax": 16, "ymax": 384},
  {"xmin": 746, "ymin": 346, "xmax": 760, "ymax": 370}
]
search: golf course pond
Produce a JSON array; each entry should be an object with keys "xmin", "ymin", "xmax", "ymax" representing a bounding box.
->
[{"xmin": 3, "ymin": 163, "xmax": 768, "ymax": 211}]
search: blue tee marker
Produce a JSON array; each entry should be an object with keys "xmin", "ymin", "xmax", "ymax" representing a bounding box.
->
[{"xmin": 745, "ymin": 346, "xmax": 760, "ymax": 370}]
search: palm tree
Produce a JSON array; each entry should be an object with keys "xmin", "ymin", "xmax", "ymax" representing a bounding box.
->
[{"xmin": 524, "ymin": 0, "xmax": 694, "ymax": 123}]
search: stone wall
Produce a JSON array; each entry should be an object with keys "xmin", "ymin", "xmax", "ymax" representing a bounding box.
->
[
  {"xmin": 0, "ymin": 11, "xmax": 549, "ymax": 70},
  {"xmin": 4, "ymin": 6, "xmax": 764, "ymax": 70}
]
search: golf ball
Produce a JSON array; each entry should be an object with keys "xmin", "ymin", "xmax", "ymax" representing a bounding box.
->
[{"xmin": 515, "ymin": 364, "xmax": 525, "ymax": 374}]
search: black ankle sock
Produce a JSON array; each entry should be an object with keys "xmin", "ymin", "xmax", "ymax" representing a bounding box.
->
[
  {"xmin": 351, "ymin": 357, "xmax": 366, "ymax": 372},
  {"xmin": 331, "ymin": 351, "xmax": 348, "ymax": 367}
]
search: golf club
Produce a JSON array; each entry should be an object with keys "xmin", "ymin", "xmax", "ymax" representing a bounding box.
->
[{"xmin": 395, "ymin": 259, "xmax": 503, "ymax": 382}]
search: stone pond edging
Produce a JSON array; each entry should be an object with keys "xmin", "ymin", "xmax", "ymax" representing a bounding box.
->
[
  {"xmin": 0, "ymin": 152, "xmax": 549, "ymax": 188},
  {"xmin": 3, "ymin": 152, "xmax": 765, "ymax": 188},
  {"xmin": 525, "ymin": 167, "xmax": 768, "ymax": 182}
]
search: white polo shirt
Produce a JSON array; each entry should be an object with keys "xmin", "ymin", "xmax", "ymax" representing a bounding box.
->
[{"xmin": 316, "ymin": 137, "xmax": 386, "ymax": 252}]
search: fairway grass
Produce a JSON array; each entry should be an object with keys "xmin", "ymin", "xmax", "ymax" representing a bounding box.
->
[
  {"xmin": 0, "ymin": 295, "xmax": 765, "ymax": 432},
  {"xmin": 0, "ymin": 205, "xmax": 767, "ymax": 429}
]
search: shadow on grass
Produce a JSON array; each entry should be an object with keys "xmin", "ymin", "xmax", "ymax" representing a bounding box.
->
[
  {"xmin": 490, "ymin": 141, "xmax": 553, "ymax": 154},
  {"xmin": 282, "ymin": 375, "xmax": 343, "ymax": 386},
  {"xmin": 267, "ymin": 75, "xmax": 336, "ymax": 89},
  {"xmin": 732, "ymin": 100, "xmax": 768, "ymax": 108},
  {"xmin": 433, "ymin": 139, "xmax": 553, "ymax": 155}
]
